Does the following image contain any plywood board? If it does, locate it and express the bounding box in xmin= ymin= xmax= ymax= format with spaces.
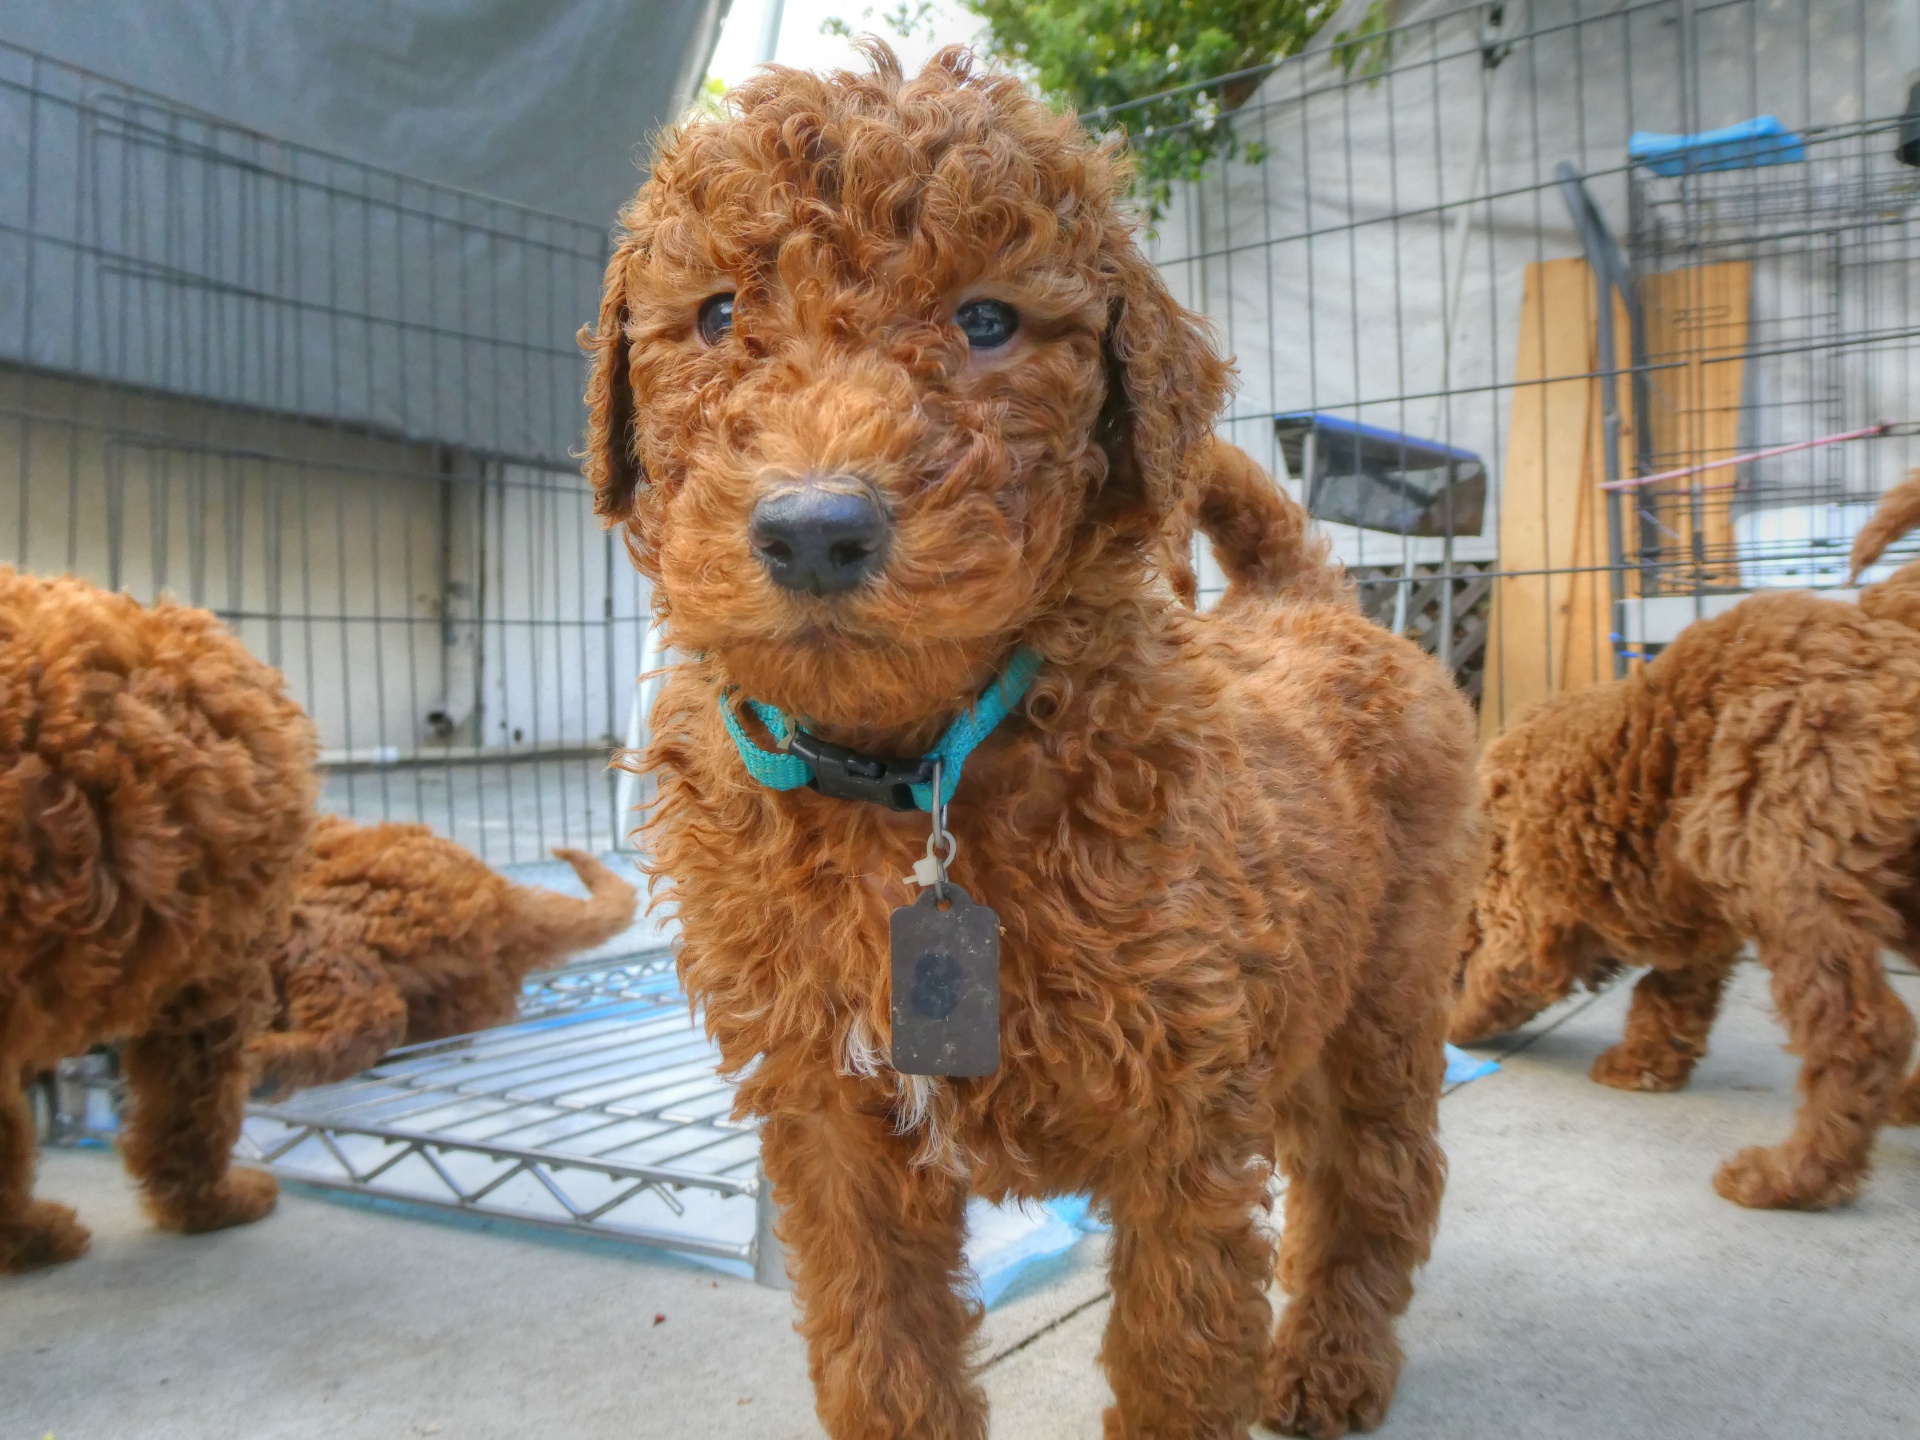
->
xmin=1484 ymin=257 xmax=1599 ymax=741
xmin=1556 ymin=290 xmax=1637 ymax=695
xmin=1636 ymin=263 xmax=1752 ymax=587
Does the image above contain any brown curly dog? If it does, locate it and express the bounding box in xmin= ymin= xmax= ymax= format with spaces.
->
xmin=249 ymin=817 xmax=638 ymax=1095
xmin=0 ymin=569 xmax=316 ymax=1272
xmin=585 ymin=47 xmax=1479 ymax=1440
xmin=1451 ymin=469 xmax=1920 ymax=1211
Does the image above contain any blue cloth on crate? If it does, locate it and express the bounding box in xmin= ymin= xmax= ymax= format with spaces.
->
xmin=1629 ymin=116 xmax=1806 ymax=176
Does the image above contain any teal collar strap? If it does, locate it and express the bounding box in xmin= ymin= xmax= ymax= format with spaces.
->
xmin=719 ymin=647 xmax=1042 ymax=812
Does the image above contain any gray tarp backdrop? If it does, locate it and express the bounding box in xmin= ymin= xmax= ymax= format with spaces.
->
xmin=0 ymin=0 xmax=728 ymax=222
xmin=0 ymin=1 xmax=728 ymax=463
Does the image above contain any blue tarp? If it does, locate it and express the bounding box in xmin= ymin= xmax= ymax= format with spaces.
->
xmin=1629 ymin=116 xmax=1807 ymax=176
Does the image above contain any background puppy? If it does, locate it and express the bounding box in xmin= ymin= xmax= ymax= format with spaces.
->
xmin=1452 ymin=470 xmax=1920 ymax=1210
xmin=588 ymin=47 xmax=1479 ymax=1439
xmin=250 ymin=818 xmax=637 ymax=1096
xmin=0 ymin=569 xmax=316 ymax=1272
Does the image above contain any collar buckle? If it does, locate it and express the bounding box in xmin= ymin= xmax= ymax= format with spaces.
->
xmin=786 ymin=730 xmax=933 ymax=811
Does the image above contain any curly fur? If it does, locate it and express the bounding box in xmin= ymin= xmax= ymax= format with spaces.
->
xmin=0 ymin=568 xmax=317 ymax=1272
xmin=587 ymin=46 xmax=1479 ymax=1439
xmin=1452 ymin=470 xmax=1920 ymax=1210
xmin=249 ymin=818 xmax=638 ymax=1096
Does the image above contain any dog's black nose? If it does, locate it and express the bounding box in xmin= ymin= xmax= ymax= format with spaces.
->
xmin=749 ymin=481 xmax=889 ymax=596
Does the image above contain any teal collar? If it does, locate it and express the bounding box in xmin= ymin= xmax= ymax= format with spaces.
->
xmin=719 ymin=648 xmax=1041 ymax=812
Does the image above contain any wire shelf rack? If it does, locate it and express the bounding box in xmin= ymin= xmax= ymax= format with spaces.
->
xmin=45 ymin=942 xmax=786 ymax=1283
xmin=235 ymin=944 xmax=781 ymax=1276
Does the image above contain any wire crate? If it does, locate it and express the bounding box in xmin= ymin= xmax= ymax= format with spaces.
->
xmin=1115 ymin=0 xmax=1920 ymax=729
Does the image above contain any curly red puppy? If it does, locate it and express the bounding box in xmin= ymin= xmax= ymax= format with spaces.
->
xmin=587 ymin=47 xmax=1478 ymax=1439
xmin=1452 ymin=469 xmax=1920 ymax=1210
xmin=250 ymin=817 xmax=637 ymax=1095
xmin=0 ymin=569 xmax=316 ymax=1272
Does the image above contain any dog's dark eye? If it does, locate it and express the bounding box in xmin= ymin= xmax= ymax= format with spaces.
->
xmin=697 ymin=293 xmax=735 ymax=347
xmin=955 ymin=298 xmax=1019 ymax=350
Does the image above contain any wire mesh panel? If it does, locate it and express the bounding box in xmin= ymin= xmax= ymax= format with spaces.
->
xmin=0 ymin=40 xmax=647 ymax=860
xmin=1123 ymin=0 xmax=1920 ymax=730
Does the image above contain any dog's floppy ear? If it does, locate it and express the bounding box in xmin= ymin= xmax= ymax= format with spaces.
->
xmin=582 ymin=240 xmax=644 ymax=526
xmin=1094 ymin=245 xmax=1230 ymax=530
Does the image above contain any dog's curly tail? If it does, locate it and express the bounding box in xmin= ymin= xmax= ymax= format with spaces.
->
xmin=1186 ymin=437 xmax=1350 ymax=607
xmin=1848 ymin=467 xmax=1920 ymax=584
xmin=504 ymin=849 xmax=640 ymax=960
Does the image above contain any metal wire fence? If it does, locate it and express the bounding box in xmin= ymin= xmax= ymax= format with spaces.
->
xmin=1135 ymin=0 xmax=1920 ymax=731
xmin=9 ymin=3 xmax=1920 ymax=864
xmin=0 ymin=40 xmax=646 ymax=862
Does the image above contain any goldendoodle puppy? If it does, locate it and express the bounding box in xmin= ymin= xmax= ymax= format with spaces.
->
xmin=584 ymin=47 xmax=1479 ymax=1439
xmin=1452 ymin=469 xmax=1920 ymax=1210
xmin=0 ymin=569 xmax=316 ymax=1272
xmin=249 ymin=817 xmax=638 ymax=1095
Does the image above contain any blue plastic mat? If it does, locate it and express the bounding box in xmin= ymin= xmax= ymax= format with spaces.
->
xmin=1629 ymin=115 xmax=1806 ymax=175
xmin=963 ymin=1048 xmax=1499 ymax=1307
xmin=966 ymin=1194 xmax=1109 ymax=1309
xmin=1445 ymin=1041 xmax=1500 ymax=1086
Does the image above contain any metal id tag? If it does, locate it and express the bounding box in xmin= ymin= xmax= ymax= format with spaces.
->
xmin=888 ymin=883 xmax=1000 ymax=1077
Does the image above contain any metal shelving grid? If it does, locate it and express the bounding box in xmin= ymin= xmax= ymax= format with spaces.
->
xmin=233 ymin=944 xmax=784 ymax=1282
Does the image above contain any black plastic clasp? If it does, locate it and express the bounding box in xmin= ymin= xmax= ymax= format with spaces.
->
xmin=787 ymin=730 xmax=932 ymax=811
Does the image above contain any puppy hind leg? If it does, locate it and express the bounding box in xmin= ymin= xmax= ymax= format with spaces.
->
xmin=0 ymin=1063 xmax=90 ymax=1272
xmin=121 ymin=998 xmax=278 ymax=1234
xmin=1892 ymin=1063 xmax=1920 ymax=1126
xmin=248 ymin=938 xmax=407 ymax=1097
xmin=1883 ymin=889 xmax=1920 ymax=1124
xmin=1266 ymin=1013 xmax=1446 ymax=1439
xmin=1099 ymin=1136 xmax=1275 ymax=1440
xmin=1714 ymin=901 xmax=1915 ymax=1210
xmin=1590 ymin=950 xmax=1739 ymax=1093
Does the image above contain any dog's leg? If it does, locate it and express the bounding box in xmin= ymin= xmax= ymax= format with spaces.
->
xmin=760 ymin=1093 xmax=983 ymax=1440
xmin=120 ymin=1000 xmax=279 ymax=1233
xmin=1714 ymin=909 xmax=1915 ymax=1209
xmin=1884 ymin=909 xmax=1920 ymax=1125
xmin=248 ymin=942 xmax=408 ymax=1097
xmin=1098 ymin=1135 xmax=1275 ymax=1440
xmin=1893 ymin=1064 xmax=1920 ymax=1126
xmin=1448 ymin=922 xmax=1586 ymax=1045
xmin=0 ymin=1064 xmax=91 ymax=1272
xmin=1267 ymin=1012 xmax=1446 ymax=1439
xmin=1590 ymin=950 xmax=1739 ymax=1093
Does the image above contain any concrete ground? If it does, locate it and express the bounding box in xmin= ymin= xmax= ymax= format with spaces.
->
xmin=6 ymin=963 xmax=1919 ymax=1440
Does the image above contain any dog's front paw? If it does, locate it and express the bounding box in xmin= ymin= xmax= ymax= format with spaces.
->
xmin=1712 ymin=1144 xmax=1857 ymax=1211
xmin=0 ymin=1199 xmax=92 ymax=1273
xmin=1263 ymin=1308 xmax=1399 ymax=1439
xmin=158 ymin=1167 xmax=280 ymax=1234
xmin=1589 ymin=1041 xmax=1693 ymax=1092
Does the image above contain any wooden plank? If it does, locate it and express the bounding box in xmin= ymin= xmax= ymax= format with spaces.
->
xmin=1484 ymin=257 xmax=1597 ymax=741
xmin=1637 ymin=263 xmax=1752 ymax=588
xmin=1557 ymin=290 xmax=1637 ymax=693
